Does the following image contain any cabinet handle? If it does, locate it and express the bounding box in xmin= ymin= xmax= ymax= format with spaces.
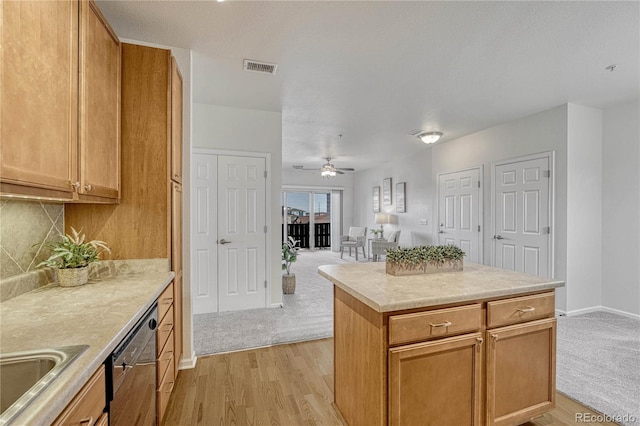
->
xmin=161 ymin=297 xmax=173 ymax=305
xmin=516 ymin=306 xmax=536 ymax=313
xmin=491 ymin=334 xmax=499 ymax=342
xmin=165 ymin=381 xmax=175 ymax=393
xmin=161 ymin=324 xmax=173 ymax=332
xmin=84 ymin=184 xmax=93 ymax=192
xmin=69 ymin=181 xmax=80 ymax=191
xmin=164 ymin=350 xmax=174 ymax=360
xmin=79 ymin=417 xmax=94 ymax=425
xmin=476 ymin=337 xmax=483 ymax=345
xmin=430 ymin=321 xmax=452 ymax=328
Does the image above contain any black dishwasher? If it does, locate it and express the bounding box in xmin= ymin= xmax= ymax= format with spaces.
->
xmin=107 ymin=303 xmax=158 ymax=426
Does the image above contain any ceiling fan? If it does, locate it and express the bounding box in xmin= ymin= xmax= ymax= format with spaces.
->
xmin=292 ymin=157 xmax=355 ymax=178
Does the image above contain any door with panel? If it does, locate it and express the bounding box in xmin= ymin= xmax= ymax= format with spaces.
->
xmin=171 ymin=182 xmax=183 ymax=375
xmin=191 ymin=154 xmax=218 ymax=315
xmin=217 ymin=156 xmax=267 ymax=312
xmin=438 ymin=168 xmax=481 ymax=263
xmin=170 ymin=57 xmax=183 ymax=184
xmin=493 ymin=156 xmax=551 ymax=277
xmin=1 ymin=0 xmax=78 ymax=197
xmin=78 ymin=0 xmax=121 ymax=200
xmin=388 ymin=333 xmax=483 ymax=426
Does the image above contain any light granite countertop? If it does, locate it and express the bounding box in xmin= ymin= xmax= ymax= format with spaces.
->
xmin=318 ymin=262 xmax=564 ymax=313
xmin=0 ymin=264 xmax=174 ymax=425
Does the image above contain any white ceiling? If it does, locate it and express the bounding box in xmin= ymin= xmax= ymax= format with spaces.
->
xmin=98 ymin=0 xmax=639 ymax=172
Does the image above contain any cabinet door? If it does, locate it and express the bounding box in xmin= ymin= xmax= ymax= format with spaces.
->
xmin=171 ymin=182 xmax=183 ymax=375
xmin=1 ymin=0 xmax=78 ymax=198
xmin=389 ymin=333 xmax=483 ymax=426
xmin=78 ymin=0 xmax=121 ymax=200
xmin=486 ymin=318 xmax=556 ymax=426
xmin=170 ymin=57 xmax=183 ymax=183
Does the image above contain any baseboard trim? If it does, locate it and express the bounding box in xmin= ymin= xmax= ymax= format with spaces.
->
xmin=559 ymin=305 xmax=640 ymax=319
xmin=178 ymin=351 xmax=197 ymax=370
xmin=271 ymin=302 xmax=284 ymax=308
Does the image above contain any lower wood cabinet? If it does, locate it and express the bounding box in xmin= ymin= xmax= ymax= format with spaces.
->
xmin=333 ymin=287 xmax=557 ymax=426
xmin=486 ymin=318 xmax=556 ymax=426
xmin=53 ymin=365 xmax=106 ymax=426
xmin=156 ymin=282 xmax=176 ymax=423
xmin=389 ymin=333 xmax=483 ymax=426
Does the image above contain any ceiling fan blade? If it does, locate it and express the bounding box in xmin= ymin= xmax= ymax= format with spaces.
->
xmin=335 ymin=170 xmax=345 ymax=174
xmin=336 ymin=168 xmax=355 ymax=172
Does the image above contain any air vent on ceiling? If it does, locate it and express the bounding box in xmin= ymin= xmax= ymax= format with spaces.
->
xmin=243 ymin=59 xmax=278 ymax=75
xmin=407 ymin=129 xmax=424 ymax=136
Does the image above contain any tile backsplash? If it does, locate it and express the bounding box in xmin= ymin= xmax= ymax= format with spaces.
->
xmin=0 ymin=200 xmax=64 ymax=280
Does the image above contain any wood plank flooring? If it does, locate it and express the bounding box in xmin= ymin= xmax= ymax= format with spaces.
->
xmin=163 ymin=338 xmax=616 ymax=426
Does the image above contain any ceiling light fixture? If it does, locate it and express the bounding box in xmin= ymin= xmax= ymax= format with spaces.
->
xmin=418 ymin=131 xmax=443 ymax=144
xmin=605 ymin=64 xmax=617 ymax=72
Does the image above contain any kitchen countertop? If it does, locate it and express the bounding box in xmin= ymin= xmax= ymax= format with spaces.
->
xmin=318 ymin=262 xmax=564 ymax=312
xmin=0 ymin=266 xmax=174 ymax=425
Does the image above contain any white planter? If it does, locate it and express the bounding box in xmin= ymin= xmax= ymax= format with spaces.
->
xmin=57 ymin=267 xmax=89 ymax=287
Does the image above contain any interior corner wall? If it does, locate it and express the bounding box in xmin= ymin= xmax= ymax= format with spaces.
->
xmin=352 ymin=149 xmax=434 ymax=249
xmin=281 ymin=168 xmax=355 ymax=251
xmin=193 ymin=102 xmax=283 ymax=307
xmin=602 ymin=100 xmax=640 ymax=316
xmin=566 ymin=104 xmax=603 ymax=313
xmin=430 ymin=105 xmax=569 ymax=310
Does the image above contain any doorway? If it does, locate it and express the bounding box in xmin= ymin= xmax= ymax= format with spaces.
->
xmin=437 ymin=167 xmax=482 ymax=263
xmin=282 ymin=191 xmax=332 ymax=250
xmin=191 ymin=153 xmax=268 ymax=314
xmin=491 ymin=152 xmax=554 ymax=277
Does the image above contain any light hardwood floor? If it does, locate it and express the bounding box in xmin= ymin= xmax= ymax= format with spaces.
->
xmin=163 ymin=338 xmax=616 ymax=426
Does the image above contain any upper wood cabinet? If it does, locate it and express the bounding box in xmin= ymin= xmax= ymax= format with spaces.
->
xmin=170 ymin=57 xmax=183 ymax=184
xmin=1 ymin=0 xmax=79 ymax=199
xmin=0 ymin=0 xmax=120 ymax=202
xmin=78 ymin=0 xmax=121 ymax=200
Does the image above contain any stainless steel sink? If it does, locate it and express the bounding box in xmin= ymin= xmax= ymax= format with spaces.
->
xmin=0 ymin=345 xmax=88 ymax=425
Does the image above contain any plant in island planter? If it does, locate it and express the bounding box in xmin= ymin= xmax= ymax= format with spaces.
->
xmin=385 ymin=244 xmax=465 ymax=276
xmin=37 ymin=227 xmax=111 ymax=287
xmin=281 ymin=236 xmax=300 ymax=294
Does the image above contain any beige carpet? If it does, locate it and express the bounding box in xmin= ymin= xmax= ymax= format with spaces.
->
xmin=557 ymin=311 xmax=640 ymax=426
xmin=193 ymin=248 xmax=368 ymax=355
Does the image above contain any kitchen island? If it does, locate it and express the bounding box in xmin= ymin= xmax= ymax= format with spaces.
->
xmin=318 ymin=262 xmax=564 ymax=426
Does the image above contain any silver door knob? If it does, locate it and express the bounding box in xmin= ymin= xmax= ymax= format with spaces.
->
xmin=218 ymin=239 xmax=231 ymax=245
xmin=493 ymin=235 xmax=504 ymax=240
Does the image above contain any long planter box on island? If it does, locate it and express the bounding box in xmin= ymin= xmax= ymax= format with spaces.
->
xmin=386 ymin=259 xmax=463 ymax=276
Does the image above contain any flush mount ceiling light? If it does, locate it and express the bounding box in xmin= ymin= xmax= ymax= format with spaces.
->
xmin=417 ymin=132 xmax=443 ymax=144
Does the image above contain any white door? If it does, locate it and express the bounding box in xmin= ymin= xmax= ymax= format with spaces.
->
xmin=192 ymin=154 xmax=218 ymax=315
xmin=492 ymin=156 xmax=551 ymax=277
xmin=217 ymin=155 xmax=267 ymax=312
xmin=438 ymin=168 xmax=482 ymax=263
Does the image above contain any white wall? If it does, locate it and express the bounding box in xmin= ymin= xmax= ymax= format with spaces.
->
xmin=566 ymin=104 xmax=603 ymax=313
xmin=431 ymin=105 xmax=569 ymax=309
xmin=193 ymin=102 xmax=283 ymax=308
xmin=602 ymin=100 xmax=640 ymax=316
xmin=353 ymin=149 xmax=433 ymax=248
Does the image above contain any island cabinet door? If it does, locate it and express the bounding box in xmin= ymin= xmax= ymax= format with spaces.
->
xmin=389 ymin=332 xmax=483 ymax=426
xmin=486 ymin=318 xmax=556 ymax=426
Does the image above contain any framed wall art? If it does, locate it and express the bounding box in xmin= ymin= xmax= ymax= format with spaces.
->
xmin=373 ymin=186 xmax=380 ymax=213
xmin=383 ymin=178 xmax=392 ymax=206
xmin=396 ymin=182 xmax=406 ymax=213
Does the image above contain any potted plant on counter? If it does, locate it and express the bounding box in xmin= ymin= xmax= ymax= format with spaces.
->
xmin=281 ymin=236 xmax=300 ymax=294
xmin=386 ymin=245 xmax=465 ymax=276
xmin=38 ymin=227 xmax=111 ymax=287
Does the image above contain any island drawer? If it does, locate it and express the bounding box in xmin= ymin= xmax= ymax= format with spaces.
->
xmin=158 ymin=282 xmax=174 ymax=322
xmin=157 ymin=330 xmax=175 ymax=384
xmin=389 ymin=303 xmax=482 ymax=346
xmin=487 ymin=292 xmax=555 ymax=328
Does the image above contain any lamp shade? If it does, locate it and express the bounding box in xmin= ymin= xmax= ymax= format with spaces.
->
xmin=375 ymin=213 xmax=390 ymax=224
